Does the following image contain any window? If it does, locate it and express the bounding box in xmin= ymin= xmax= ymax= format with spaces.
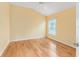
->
xmin=48 ymin=19 xmax=56 ymax=35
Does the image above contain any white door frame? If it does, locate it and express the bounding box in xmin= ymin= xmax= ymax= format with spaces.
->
xmin=76 ymin=2 xmax=79 ymax=57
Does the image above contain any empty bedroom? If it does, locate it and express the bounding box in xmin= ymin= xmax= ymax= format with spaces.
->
xmin=0 ymin=2 xmax=76 ymax=57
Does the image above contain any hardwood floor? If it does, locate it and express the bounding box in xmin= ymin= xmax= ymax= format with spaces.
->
xmin=2 ymin=38 xmax=76 ymax=57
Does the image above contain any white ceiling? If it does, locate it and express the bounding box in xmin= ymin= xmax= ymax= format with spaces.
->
xmin=10 ymin=2 xmax=76 ymax=16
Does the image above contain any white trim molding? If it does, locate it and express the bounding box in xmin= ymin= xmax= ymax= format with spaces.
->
xmin=0 ymin=42 xmax=9 ymax=56
xmin=11 ymin=33 xmax=45 ymax=42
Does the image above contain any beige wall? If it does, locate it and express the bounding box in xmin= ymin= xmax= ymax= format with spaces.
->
xmin=47 ymin=7 xmax=76 ymax=48
xmin=0 ymin=3 xmax=76 ymax=55
xmin=0 ymin=3 xmax=10 ymax=55
xmin=10 ymin=5 xmax=46 ymax=41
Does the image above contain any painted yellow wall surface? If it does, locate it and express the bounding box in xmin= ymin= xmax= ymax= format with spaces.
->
xmin=10 ymin=5 xmax=46 ymax=41
xmin=47 ymin=7 xmax=76 ymax=48
xmin=0 ymin=3 xmax=10 ymax=55
xmin=0 ymin=3 xmax=76 ymax=56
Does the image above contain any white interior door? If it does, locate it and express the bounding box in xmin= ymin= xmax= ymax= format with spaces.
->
xmin=76 ymin=2 xmax=79 ymax=57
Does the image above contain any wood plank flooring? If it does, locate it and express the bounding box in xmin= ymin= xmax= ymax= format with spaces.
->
xmin=2 ymin=38 xmax=76 ymax=57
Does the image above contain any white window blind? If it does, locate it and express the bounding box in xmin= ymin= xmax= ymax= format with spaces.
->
xmin=48 ymin=19 xmax=56 ymax=35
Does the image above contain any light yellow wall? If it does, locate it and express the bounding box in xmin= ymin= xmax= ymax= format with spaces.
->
xmin=0 ymin=3 xmax=10 ymax=55
xmin=47 ymin=7 xmax=76 ymax=48
xmin=10 ymin=5 xmax=46 ymax=41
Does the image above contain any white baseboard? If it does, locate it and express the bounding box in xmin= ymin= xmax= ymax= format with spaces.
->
xmin=0 ymin=42 xmax=9 ymax=56
xmin=11 ymin=34 xmax=45 ymax=42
